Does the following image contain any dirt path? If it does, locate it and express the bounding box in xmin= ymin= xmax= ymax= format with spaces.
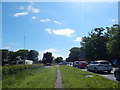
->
xmin=55 ymin=65 xmax=64 ymax=88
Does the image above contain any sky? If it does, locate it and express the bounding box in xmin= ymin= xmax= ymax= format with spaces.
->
xmin=2 ymin=2 xmax=118 ymax=60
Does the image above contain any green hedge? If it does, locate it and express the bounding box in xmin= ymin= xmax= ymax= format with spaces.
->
xmin=2 ymin=64 xmax=44 ymax=76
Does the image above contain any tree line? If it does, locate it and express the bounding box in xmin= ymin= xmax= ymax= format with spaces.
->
xmin=66 ymin=24 xmax=120 ymax=63
xmin=1 ymin=49 xmax=63 ymax=66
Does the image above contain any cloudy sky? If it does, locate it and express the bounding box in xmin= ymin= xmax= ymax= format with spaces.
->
xmin=2 ymin=2 xmax=118 ymax=60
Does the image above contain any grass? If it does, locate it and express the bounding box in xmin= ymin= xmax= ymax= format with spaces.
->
xmin=3 ymin=66 xmax=57 ymax=88
xmin=59 ymin=65 xmax=120 ymax=88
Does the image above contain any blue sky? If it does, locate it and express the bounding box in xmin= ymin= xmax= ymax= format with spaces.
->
xmin=2 ymin=2 xmax=118 ymax=60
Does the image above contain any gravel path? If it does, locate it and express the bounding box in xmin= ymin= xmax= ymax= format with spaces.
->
xmin=55 ymin=65 xmax=64 ymax=88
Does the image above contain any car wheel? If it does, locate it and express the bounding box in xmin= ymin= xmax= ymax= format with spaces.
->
xmin=114 ymin=71 xmax=120 ymax=81
xmin=87 ymin=67 xmax=90 ymax=71
xmin=94 ymin=68 xmax=98 ymax=73
xmin=107 ymin=70 xmax=111 ymax=73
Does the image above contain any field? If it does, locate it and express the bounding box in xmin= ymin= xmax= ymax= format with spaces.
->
xmin=2 ymin=66 xmax=57 ymax=88
xmin=60 ymin=66 xmax=120 ymax=88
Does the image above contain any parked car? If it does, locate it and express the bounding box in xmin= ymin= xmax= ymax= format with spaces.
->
xmin=59 ymin=62 xmax=69 ymax=65
xmin=87 ymin=60 xmax=112 ymax=73
xmin=69 ymin=62 xmax=73 ymax=66
xmin=79 ymin=61 xmax=88 ymax=68
xmin=114 ymin=66 xmax=120 ymax=81
xmin=73 ymin=61 xmax=88 ymax=69
xmin=73 ymin=61 xmax=80 ymax=67
xmin=45 ymin=63 xmax=51 ymax=66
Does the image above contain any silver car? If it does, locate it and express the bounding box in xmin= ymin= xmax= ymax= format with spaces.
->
xmin=87 ymin=60 xmax=112 ymax=73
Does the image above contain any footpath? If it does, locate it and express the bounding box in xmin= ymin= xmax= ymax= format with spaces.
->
xmin=55 ymin=65 xmax=64 ymax=88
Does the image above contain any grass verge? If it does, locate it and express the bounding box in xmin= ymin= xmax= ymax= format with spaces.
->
xmin=3 ymin=66 xmax=57 ymax=88
xmin=60 ymin=66 xmax=120 ymax=88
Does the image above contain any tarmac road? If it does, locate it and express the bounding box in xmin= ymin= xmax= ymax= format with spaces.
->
xmin=80 ymin=68 xmax=119 ymax=82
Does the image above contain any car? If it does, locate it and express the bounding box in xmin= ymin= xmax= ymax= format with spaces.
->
xmin=73 ymin=61 xmax=88 ymax=69
xmin=78 ymin=61 xmax=88 ymax=69
xmin=73 ymin=61 xmax=80 ymax=68
xmin=114 ymin=66 xmax=120 ymax=81
xmin=45 ymin=63 xmax=51 ymax=66
xmin=59 ymin=62 xmax=69 ymax=65
xmin=69 ymin=62 xmax=73 ymax=66
xmin=87 ymin=60 xmax=112 ymax=73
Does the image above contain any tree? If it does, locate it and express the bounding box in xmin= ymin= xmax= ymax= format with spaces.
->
xmin=54 ymin=57 xmax=63 ymax=64
xmin=66 ymin=47 xmax=80 ymax=62
xmin=28 ymin=50 xmax=39 ymax=64
xmin=106 ymin=24 xmax=120 ymax=62
xmin=80 ymin=28 xmax=108 ymax=61
xmin=16 ymin=49 xmax=29 ymax=60
xmin=0 ymin=49 xmax=9 ymax=66
xmin=42 ymin=52 xmax=53 ymax=64
xmin=7 ymin=51 xmax=17 ymax=61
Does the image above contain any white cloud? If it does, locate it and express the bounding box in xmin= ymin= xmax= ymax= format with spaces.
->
xmin=32 ymin=16 xmax=37 ymax=19
xmin=53 ymin=29 xmax=75 ymax=37
xmin=40 ymin=19 xmax=51 ymax=22
xmin=14 ymin=12 xmax=29 ymax=17
xmin=45 ymin=28 xmax=75 ymax=37
xmin=45 ymin=29 xmax=52 ymax=34
xmin=39 ymin=48 xmax=57 ymax=60
xmin=74 ymin=37 xmax=82 ymax=42
xmin=38 ymin=48 xmax=66 ymax=60
xmin=27 ymin=5 xmax=40 ymax=13
xmin=19 ymin=6 xmax=25 ymax=10
xmin=41 ymin=48 xmax=57 ymax=53
xmin=53 ymin=21 xmax=62 ymax=24
xmin=3 ymin=47 xmax=12 ymax=49
xmin=40 ymin=19 xmax=62 ymax=24
xmin=111 ymin=19 xmax=118 ymax=22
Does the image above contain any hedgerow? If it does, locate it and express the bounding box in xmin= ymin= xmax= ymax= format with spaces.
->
xmin=2 ymin=64 xmax=44 ymax=76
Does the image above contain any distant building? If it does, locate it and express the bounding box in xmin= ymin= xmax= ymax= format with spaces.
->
xmin=8 ymin=60 xmax=33 ymax=65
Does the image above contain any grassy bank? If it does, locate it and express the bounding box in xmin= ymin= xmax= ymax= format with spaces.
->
xmin=3 ymin=66 xmax=57 ymax=88
xmin=60 ymin=66 xmax=120 ymax=88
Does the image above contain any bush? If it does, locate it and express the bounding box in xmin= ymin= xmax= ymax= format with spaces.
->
xmin=2 ymin=64 xmax=44 ymax=76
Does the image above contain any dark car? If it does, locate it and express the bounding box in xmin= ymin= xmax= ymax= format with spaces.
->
xmin=114 ymin=66 xmax=120 ymax=81
xmin=45 ymin=63 xmax=51 ymax=66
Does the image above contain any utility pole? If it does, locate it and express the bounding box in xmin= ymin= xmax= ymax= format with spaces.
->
xmin=24 ymin=29 xmax=26 ymax=61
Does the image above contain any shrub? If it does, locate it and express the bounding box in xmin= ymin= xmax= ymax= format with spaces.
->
xmin=2 ymin=64 xmax=44 ymax=76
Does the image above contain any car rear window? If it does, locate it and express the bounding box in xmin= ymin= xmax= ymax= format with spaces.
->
xmin=99 ymin=62 xmax=109 ymax=64
xmin=81 ymin=62 xmax=88 ymax=64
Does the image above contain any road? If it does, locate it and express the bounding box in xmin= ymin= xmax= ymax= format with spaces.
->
xmin=80 ymin=68 xmax=119 ymax=82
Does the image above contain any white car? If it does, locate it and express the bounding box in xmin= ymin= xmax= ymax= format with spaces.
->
xmin=87 ymin=60 xmax=112 ymax=73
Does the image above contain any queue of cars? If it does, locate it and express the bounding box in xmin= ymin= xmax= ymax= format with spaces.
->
xmin=59 ymin=60 xmax=120 ymax=81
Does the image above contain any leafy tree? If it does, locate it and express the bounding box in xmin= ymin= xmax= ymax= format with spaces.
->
xmin=7 ymin=51 xmax=17 ymax=61
xmin=54 ymin=57 xmax=63 ymax=64
xmin=81 ymin=28 xmax=108 ymax=61
xmin=28 ymin=50 xmax=39 ymax=64
xmin=42 ymin=52 xmax=53 ymax=64
xmin=66 ymin=47 xmax=80 ymax=62
xmin=0 ymin=49 xmax=9 ymax=66
xmin=16 ymin=49 xmax=29 ymax=60
xmin=106 ymin=24 xmax=120 ymax=62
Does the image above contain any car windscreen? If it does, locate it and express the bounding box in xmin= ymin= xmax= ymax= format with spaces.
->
xmin=81 ymin=62 xmax=88 ymax=64
xmin=75 ymin=62 xmax=79 ymax=64
xmin=99 ymin=62 xmax=110 ymax=64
